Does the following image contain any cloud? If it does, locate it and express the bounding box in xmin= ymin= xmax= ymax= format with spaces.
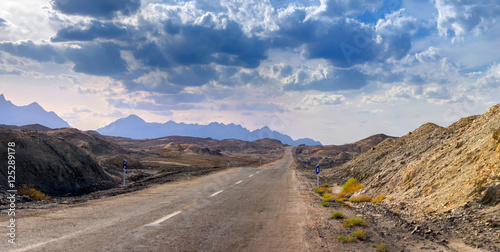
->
xmin=235 ymin=102 xmax=289 ymax=112
xmin=435 ymin=0 xmax=500 ymax=38
xmin=51 ymin=0 xmax=141 ymax=19
xmin=51 ymin=21 xmax=130 ymax=42
xmin=0 ymin=40 xmax=65 ymax=63
xmin=66 ymin=42 xmax=128 ymax=76
xmin=273 ymin=7 xmax=416 ymax=68
xmin=302 ymin=94 xmax=346 ymax=106
xmin=0 ymin=18 xmax=7 ymax=27
xmin=284 ymin=68 xmax=368 ymax=91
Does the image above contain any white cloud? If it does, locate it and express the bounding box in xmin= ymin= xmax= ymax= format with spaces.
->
xmin=435 ymin=0 xmax=500 ymax=40
xmin=302 ymin=93 xmax=346 ymax=106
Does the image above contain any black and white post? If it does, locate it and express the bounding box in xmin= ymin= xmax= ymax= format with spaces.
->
xmin=123 ymin=159 xmax=127 ymax=186
xmin=315 ymin=165 xmax=320 ymax=188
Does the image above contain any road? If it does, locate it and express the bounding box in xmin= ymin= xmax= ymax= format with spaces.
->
xmin=3 ymin=147 xmax=307 ymax=251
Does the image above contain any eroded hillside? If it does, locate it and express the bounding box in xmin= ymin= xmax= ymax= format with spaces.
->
xmin=327 ymin=104 xmax=500 ymax=216
xmin=0 ymin=127 xmax=115 ymax=196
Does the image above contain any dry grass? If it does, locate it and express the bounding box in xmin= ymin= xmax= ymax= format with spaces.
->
xmin=371 ymin=194 xmax=386 ymax=203
xmin=349 ymin=195 xmax=372 ymax=203
xmin=336 ymin=234 xmax=356 ymax=243
xmin=343 ymin=217 xmax=365 ymax=227
xmin=352 ymin=229 xmax=366 ymax=240
xmin=17 ymin=184 xmax=51 ymax=200
xmin=376 ymin=243 xmax=387 ymax=252
xmin=331 ymin=211 xmax=344 ymax=219
xmin=314 ymin=187 xmax=333 ymax=195
xmin=341 ymin=178 xmax=364 ymax=194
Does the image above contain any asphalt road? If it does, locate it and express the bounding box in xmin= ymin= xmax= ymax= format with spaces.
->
xmin=3 ymin=147 xmax=307 ymax=251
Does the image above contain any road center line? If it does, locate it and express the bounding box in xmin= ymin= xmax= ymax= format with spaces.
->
xmin=249 ymin=174 xmax=254 ymax=177
xmin=210 ymin=190 xmax=224 ymax=197
xmin=145 ymin=210 xmax=182 ymax=226
xmin=229 ymin=180 xmax=243 ymax=188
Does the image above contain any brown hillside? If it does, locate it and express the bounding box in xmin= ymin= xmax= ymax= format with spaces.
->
xmin=0 ymin=127 xmax=115 ymax=196
xmin=327 ymin=104 xmax=500 ymax=215
xmin=295 ymin=134 xmax=395 ymax=168
xmin=47 ymin=128 xmax=129 ymax=157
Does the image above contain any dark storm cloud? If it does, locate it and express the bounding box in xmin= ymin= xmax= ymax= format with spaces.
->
xmin=66 ymin=42 xmax=128 ymax=76
xmin=51 ymin=0 xmax=141 ymax=19
xmin=0 ymin=41 xmax=65 ymax=63
xmin=133 ymin=21 xmax=268 ymax=69
xmin=51 ymin=21 xmax=130 ymax=42
xmin=273 ymin=9 xmax=412 ymax=68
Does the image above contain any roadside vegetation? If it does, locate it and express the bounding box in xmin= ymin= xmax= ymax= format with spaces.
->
xmin=17 ymin=184 xmax=51 ymax=200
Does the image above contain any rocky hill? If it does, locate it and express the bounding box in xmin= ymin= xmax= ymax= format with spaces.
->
xmin=326 ymin=104 xmax=500 ymax=215
xmin=295 ymin=134 xmax=395 ymax=168
xmin=46 ymin=128 xmax=129 ymax=157
xmin=0 ymin=127 xmax=115 ymax=196
xmin=92 ymin=133 xmax=285 ymax=155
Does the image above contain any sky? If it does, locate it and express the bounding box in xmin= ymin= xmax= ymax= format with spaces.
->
xmin=0 ymin=0 xmax=499 ymax=145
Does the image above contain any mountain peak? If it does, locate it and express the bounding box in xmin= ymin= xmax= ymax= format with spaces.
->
xmin=0 ymin=94 xmax=71 ymax=128
xmin=97 ymin=116 xmax=321 ymax=145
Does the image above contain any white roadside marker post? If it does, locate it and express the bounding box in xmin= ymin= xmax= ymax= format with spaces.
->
xmin=123 ymin=159 xmax=127 ymax=186
xmin=316 ymin=165 xmax=320 ymax=188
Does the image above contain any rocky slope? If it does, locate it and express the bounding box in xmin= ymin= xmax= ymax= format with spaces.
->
xmin=0 ymin=127 xmax=115 ymax=196
xmin=46 ymin=128 xmax=129 ymax=157
xmin=327 ymin=104 xmax=500 ymax=215
xmin=295 ymin=134 xmax=394 ymax=168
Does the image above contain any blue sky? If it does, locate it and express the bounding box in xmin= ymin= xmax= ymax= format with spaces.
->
xmin=0 ymin=0 xmax=499 ymax=144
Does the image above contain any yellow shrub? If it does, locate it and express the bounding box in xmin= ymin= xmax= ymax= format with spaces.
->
xmin=341 ymin=178 xmax=364 ymax=194
xmin=349 ymin=195 xmax=372 ymax=203
xmin=371 ymin=194 xmax=386 ymax=203
xmin=17 ymin=184 xmax=51 ymax=200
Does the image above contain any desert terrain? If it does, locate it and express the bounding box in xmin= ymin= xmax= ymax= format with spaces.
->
xmin=1 ymin=104 xmax=500 ymax=251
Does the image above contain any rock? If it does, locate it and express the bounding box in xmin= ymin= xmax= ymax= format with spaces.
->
xmin=480 ymin=182 xmax=500 ymax=205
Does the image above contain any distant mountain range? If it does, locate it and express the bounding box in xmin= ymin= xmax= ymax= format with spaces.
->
xmin=98 ymin=115 xmax=322 ymax=146
xmin=0 ymin=94 xmax=321 ymax=146
xmin=0 ymin=94 xmax=71 ymax=128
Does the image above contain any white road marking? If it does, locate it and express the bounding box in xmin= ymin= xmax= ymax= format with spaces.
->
xmin=256 ymin=171 xmax=260 ymax=174
xmin=145 ymin=210 xmax=182 ymax=226
xmin=235 ymin=180 xmax=243 ymax=185
xmin=249 ymin=174 xmax=254 ymax=177
xmin=210 ymin=190 xmax=224 ymax=197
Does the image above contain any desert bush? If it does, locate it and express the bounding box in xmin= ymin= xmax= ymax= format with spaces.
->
xmin=336 ymin=234 xmax=356 ymax=243
xmin=343 ymin=217 xmax=365 ymax=227
xmin=352 ymin=229 xmax=366 ymax=240
xmin=351 ymin=217 xmax=365 ymax=225
xmin=332 ymin=211 xmax=344 ymax=219
xmin=322 ymin=197 xmax=333 ymax=202
xmin=17 ymin=184 xmax=51 ymax=200
xmin=388 ymin=197 xmax=396 ymax=201
xmin=323 ymin=183 xmax=329 ymax=187
xmin=321 ymin=201 xmax=328 ymax=207
xmin=340 ymin=178 xmax=364 ymax=194
xmin=314 ymin=187 xmax=332 ymax=194
xmin=376 ymin=243 xmax=387 ymax=252
xmin=371 ymin=194 xmax=386 ymax=203
xmin=349 ymin=195 xmax=372 ymax=203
